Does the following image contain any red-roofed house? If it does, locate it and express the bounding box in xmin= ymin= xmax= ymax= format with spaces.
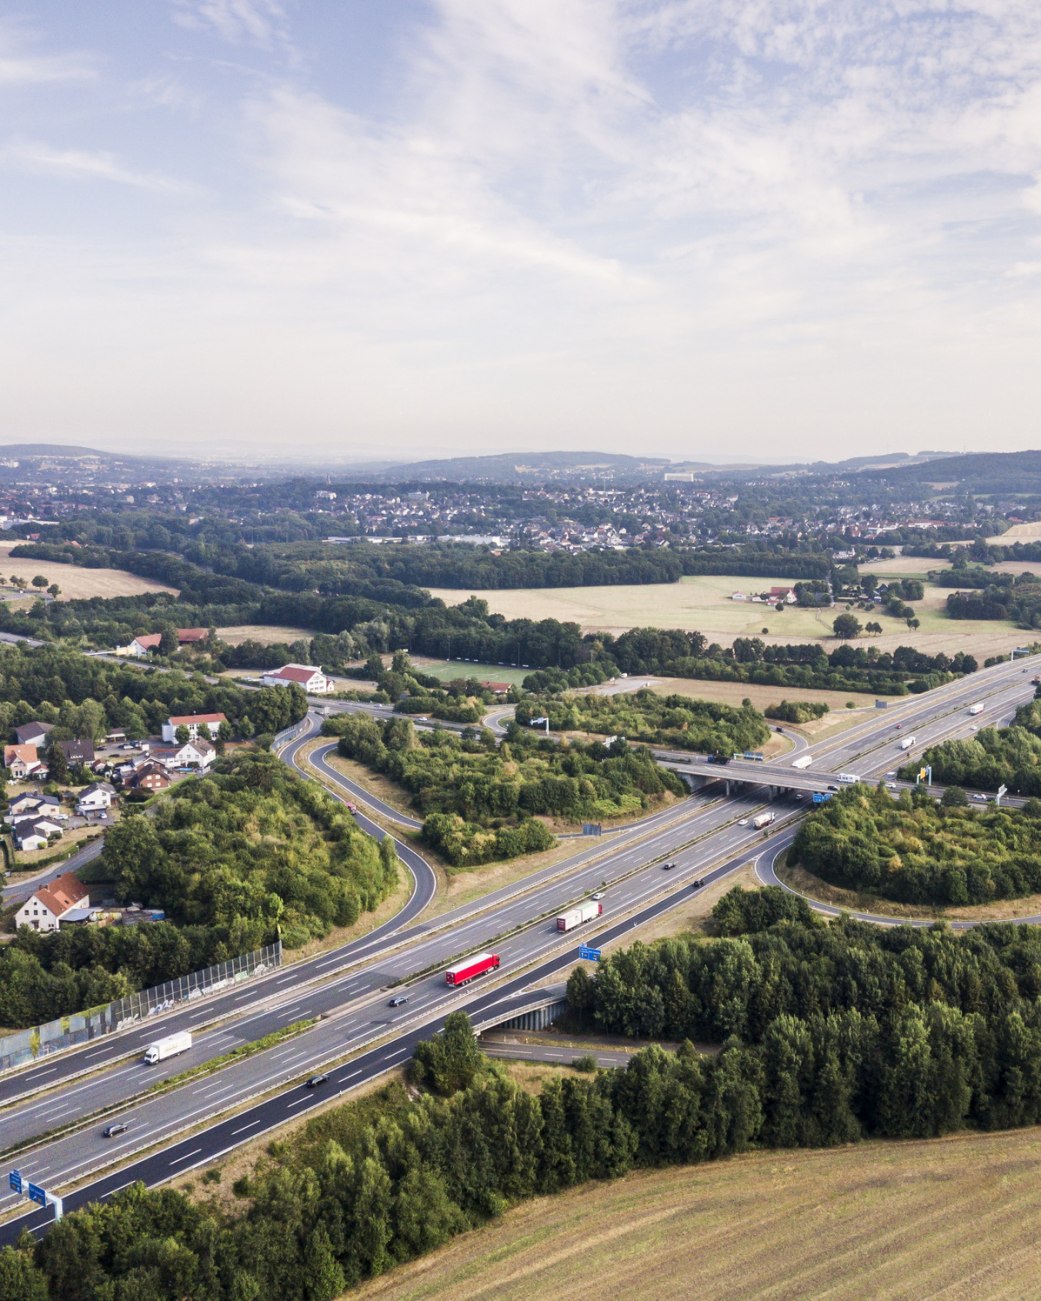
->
xmin=260 ymin=664 xmax=333 ymax=694
xmin=117 ymin=628 xmax=211 ymax=657
xmin=161 ymin=712 xmax=227 ymax=742
xmin=767 ymin=586 xmax=797 ymax=604
xmin=15 ymin=873 xmax=90 ymax=932
xmin=3 ymin=744 xmax=44 ymax=780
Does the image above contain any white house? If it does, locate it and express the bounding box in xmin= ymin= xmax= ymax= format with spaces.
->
xmin=260 ymin=663 xmax=333 ymax=694
xmin=15 ymin=873 xmax=90 ymax=932
xmin=161 ymin=712 xmax=227 ymax=743
xmin=154 ymin=738 xmax=216 ymax=770
xmin=76 ymin=782 xmax=115 ymax=815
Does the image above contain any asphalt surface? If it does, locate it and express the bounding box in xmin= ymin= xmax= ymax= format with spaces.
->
xmin=0 ymin=655 xmax=1037 ymax=1239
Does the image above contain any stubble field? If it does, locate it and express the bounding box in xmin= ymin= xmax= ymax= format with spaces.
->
xmin=426 ymin=573 xmax=1028 ymax=661
xmin=355 ymin=1125 xmax=1041 ymax=1300
xmin=0 ymin=541 xmax=178 ymax=601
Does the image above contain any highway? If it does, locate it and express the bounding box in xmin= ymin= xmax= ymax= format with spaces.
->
xmin=0 ymin=653 xmax=1036 ymax=1240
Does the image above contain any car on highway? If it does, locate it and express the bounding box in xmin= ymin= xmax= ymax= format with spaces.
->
xmin=738 ymin=818 xmax=749 ymax=826
xmin=827 ymin=784 xmax=838 ymax=791
xmin=662 ymin=861 xmax=676 ymax=870
xmin=591 ymin=891 xmax=604 ymax=900
xmin=886 ymin=782 xmax=897 ymax=790
xmin=972 ymin=793 xmax=987 ymax=802
xmin=691 ymin=880 xmax=704 ymax=890
xmin=885 ymin=771 xmax=897 ymax=778
xmin=305 ymin=1073 xmax=328 ymax=1088
xmin=388 ymin=995 xmax=408 ymax=1007
xmin=102 ymin=1122 xmax=128 ymax=1138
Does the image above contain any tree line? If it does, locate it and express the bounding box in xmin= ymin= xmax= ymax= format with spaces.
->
xmin=906 ymin=701 xmax=1041 ymax=795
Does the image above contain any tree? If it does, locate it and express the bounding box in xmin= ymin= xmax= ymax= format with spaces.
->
xmin=832 ymin=613 xmax=862 ymax=640
xmin=158 ymin=627 xmax=178 ymax=655
xmin=47 ymin=741 xmax=69 ymax=784
xmin=48 ymin=584 xmax=60 ymax=599
xmin=941 ymin=784 xmax=968 ymax=807
xmin=31 ymin=575 xmax=48 ymax=590
xmin=175 ymin=725 xmax=191 ymax=746
xmin=411 ymin=1012 xmax=484 ymax=1096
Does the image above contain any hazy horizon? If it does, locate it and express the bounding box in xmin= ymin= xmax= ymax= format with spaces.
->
xmin=3 ymin=2 xmax=1041 ymax=461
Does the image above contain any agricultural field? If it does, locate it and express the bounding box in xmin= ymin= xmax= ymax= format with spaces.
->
xmin=357 ymin=1124 xmax=1041 ymax=1300
xmin=216 ymin=624 xmax=316 ymax=645
xmin=427 ymin=573 xmax=1030 ymax=660
xmin=0 ymin=541 xmax=178 ymax=601
xmin=591 ymin=674 xmax=874 ymax=716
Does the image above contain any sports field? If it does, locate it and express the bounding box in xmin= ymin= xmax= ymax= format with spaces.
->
xmin=426 ymin=573 xmax=1029 ymax=660
xmin=0 ymin=541 xmax=178 ymax=601
xmin=356 ymin=1124 xmax=1041 ymax=1299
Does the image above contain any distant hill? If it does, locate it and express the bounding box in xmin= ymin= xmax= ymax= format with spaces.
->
xmin=0 ymin=443 xmax=257 ymax=486
xmin=355 ymin=450 xmax=671 ymax=483
xmin=858 ymin=449 xmax=1041 ymax=492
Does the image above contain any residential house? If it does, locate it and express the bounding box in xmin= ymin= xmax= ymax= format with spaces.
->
xmin=15 ymin=873 xmax=90 ymax=932
xmin=13 ymin=721 xmax=54 ymax=748
xmin=9 ymin=793 xmax=68 ymax=823
xmin=116 ymin=628 xmax=210 ymax=657
xmin=260 ymin=663 xmax=333 ymax=694
xmin=161 ymin=712 xmax=226 ymax=743
xmin=127 ymin=761 xmax=171 ymax=792
xmin=3 ymin=744 xmax=42 ymax=779
xmin=13 ymin=816 xmax=64 ymax=848
xmin=76 ymin=782 xmax=115 ymax=815
xmin=57 ymin=738 xmax=96 ymax=767
xmin=767 ymin=586 xmax=797 ymax=605
xmin=153 ymin=738 xmax=216 ymax=770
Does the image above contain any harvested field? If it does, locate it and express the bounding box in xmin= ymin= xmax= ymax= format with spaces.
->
xmin=356 ymin=1125 xmax=1041 ymax=1300
xmin=991 ymin=522 xmax=1041 ymax=540
xmin=596 ymin=675 xmax=875 ymax=714
xmin=0 ymin=541 xmax=177 ymax=600
xmin=427 ymin=574 xmax=1030 ymax=661
xmin=217 ymin=624 xmax=316 ymax=645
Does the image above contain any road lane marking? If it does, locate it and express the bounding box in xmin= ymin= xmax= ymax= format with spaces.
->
xmin=169 ymin=1148 xmax=202 ymax=1165
xmin=231 ymin=1120 xmax=261 ymax=1135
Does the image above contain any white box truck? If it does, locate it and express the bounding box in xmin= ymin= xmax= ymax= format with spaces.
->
xmin=791 ymin=754 xmax=813 ymax=770
xmin=899 ymin=735 xmax=915 ymax=750
xmin=556 ymin=900 xmax=604 ymax=932
xmin=753 ymin=812 xmax=776 ymax=829
xmin=142 ymin=1030 xmax=192 ymax=1065
xmin=968 ymin=703 xmax=984 ymax=716
xmin=838 ymin=773 xmax=858 ymax=784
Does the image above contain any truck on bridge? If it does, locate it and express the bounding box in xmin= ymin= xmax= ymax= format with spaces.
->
xmin=791 ymin=754 xmax=813 ymax=770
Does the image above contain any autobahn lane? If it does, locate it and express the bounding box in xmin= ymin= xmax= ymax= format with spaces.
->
xmin=0 ymin=786 xmax=769 ymax=1151
xmin=0 ymin=822 xmax=778 ymax=1247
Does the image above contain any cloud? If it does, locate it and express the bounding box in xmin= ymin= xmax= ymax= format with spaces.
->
xmin=0 ymin=18 xmax=94 ymax=85
xmin=1 ymin=139 xmax=191 ymax=193
xmin=171 ymin=0 xmax=294 ymax=54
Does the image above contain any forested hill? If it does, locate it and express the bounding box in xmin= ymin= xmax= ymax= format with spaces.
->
xmin=356 ymin=450 xmax=671 ymax=483
xmin=860 ymin=449 xmax=1041 ymax=492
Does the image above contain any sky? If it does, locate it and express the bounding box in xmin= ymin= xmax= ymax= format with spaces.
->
xmin=2 ymin=1 xmax=1041 ymax=466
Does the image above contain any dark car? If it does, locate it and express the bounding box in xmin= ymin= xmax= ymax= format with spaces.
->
xmin=388 ymin=995 xmax=408 ymax=1008
xmin=691 ymin=880 xmax=704 ymax=890
xmin=305 ymin=1073 xmax=328 ymax=1089
xmin=102 ymin=1122 xmax=128 ymax=1138
xmin=827 ymin=784 xmax=838 ymax=792
xmin=663 ymin=861 xmax=676 ymax=870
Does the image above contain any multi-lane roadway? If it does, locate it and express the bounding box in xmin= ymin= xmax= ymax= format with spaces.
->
xmin=0 ymin=654 xmax=1036 ymax=1242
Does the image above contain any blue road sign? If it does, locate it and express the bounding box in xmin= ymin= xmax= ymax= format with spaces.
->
xmin=578 ymin=946 xmax=602 ymax=961
xmin=8 ymin=1170 xmax=23 ymax=1194
xmin=811 ymin=792 xmax=832 ymax=804
xmin=28 ymin=1183 xmax=46 ymax=1207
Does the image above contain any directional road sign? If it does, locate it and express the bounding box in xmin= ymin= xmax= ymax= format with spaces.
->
xmin=28 ymin=1183 xmax=46 ymax=1207
xmin=578 ymin=946 xmax=602 ymax=961
xmin=8 ymin=1170 xmax=22 ymax=1195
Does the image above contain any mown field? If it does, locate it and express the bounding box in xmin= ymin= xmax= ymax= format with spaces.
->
xmin=0 ymin=541 xmax=178 ymax=600
xmin=427 ymin=573 xmax=1029 ymax=660
xmin=217 ymin=623 xmax=316 ymax=645
xmin=411 ymin=657 xmax=532 ymax=686
xmin=355 ymin=1124 xmax=1041 ymax=1299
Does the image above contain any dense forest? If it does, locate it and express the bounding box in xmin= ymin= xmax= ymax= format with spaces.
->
xmin=0 ymin=752 xmax=397 ymax=1029
xmin=12 ymin=893 xmax=1041 ymax=1297
xmin=513 ymin=688 xmax=769 ymax=754
xmin=326 ymin=715 xmax=684 ymax=866
xmin=791 ymin=783 xmax=1041 ymax=905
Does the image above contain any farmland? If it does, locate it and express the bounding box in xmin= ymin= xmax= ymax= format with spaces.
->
xmin=427 ymin=572 xmax=1030 ymax=660
xmin=356 ymin=1124 xmax=1041 ymax=1300
xmin=0 ymin=541 xmax=178 ymax=601
xmin=217 ymin=624 xmax=316 ymax=645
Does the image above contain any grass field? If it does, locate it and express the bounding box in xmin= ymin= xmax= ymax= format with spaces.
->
xmin=598 ymin=675 xmax=875 ymax=714
xmin=0 ymin=541 xmax=178 ymax=601
xmin=427 ymin=573 xmax=1030 ymax=661
xmin=412 ymin=657 xmax=532 ymax=686
xmin=217 ymin=624 xmax=316 ymax=645
xmin=356 ymin=1124 xmax=1041 ymax=1299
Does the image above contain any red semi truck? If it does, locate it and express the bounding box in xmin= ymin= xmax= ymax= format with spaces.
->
xmin=445 ymin=952 xmax=501 ymax=986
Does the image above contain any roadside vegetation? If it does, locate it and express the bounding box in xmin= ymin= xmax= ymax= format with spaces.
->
xmin=514 ymin=687 xmax=769 ymax=753
xmin=792 ymin=782 xmax=1041 ymax=905
xmin=908 ymin=698 xmax=1041 ymax=794
xmin=325 ymin=714 xmax=684 ymax=867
